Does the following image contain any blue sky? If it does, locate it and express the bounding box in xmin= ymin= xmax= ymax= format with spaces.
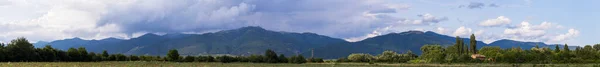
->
xmin=0 ymin=0 xmax=597 ymax=46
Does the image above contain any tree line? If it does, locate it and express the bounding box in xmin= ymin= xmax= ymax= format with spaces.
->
xmin=0 ymin=37 xmax=320 ymax=64
xmin=166 ymin=49 xmax=321 ymax=63
xmin=338 ymin=34 xmax=600 ymax=64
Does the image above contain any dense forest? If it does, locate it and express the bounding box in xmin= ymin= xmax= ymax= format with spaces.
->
xmin=0 ymin=37 xmax=317 ymax=63
xmin=1 ymin=34 xmax=600 ymax=64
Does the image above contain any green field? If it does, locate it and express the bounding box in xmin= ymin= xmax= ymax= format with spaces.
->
xmin=1 ymin=62 xmax=599 ymax=67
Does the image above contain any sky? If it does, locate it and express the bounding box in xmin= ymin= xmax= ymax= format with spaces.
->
xmin=0 ymin=0 xmax=598 ymax=46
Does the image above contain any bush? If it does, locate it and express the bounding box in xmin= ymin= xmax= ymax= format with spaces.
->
xmin=182 ymin=56 xmax=195 ymax=62
xmin=348 ymin=53 xmax=374 ymax=62
xmin=336 ymin=57 xmax=351 ymax=62
xmin=195 ymin=56 xmax=215 ymax=62
xmin=216 ymin=56 xmax=234 ymax=63
xmin=166 ymin=49 xmax=181 ymax=61
xmin=288 ymin=55 xmax=306 ymax=64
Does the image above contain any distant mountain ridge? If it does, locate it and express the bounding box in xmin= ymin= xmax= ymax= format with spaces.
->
xmin=310 ymin=31 xmax=487 ymax=58
xmin=487 ymin=39 xmax=577 ymax=50
xmin=38 ymin=26 xmax=347 ymax=56
xmin=35 ymin=26 xmax=579 ymax=59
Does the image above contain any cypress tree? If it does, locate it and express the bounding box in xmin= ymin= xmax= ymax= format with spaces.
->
xmin=564 ymin=44 xmax=570 ymax=52
xmin=470 ymin=34 xmax=477 ymax=54
xmin=455 ymin=36 xmax=463 ymax=54
xmin=555 ymin=45 xmax=560 ymax=53
xmin=265 ymin=49 xmax=279 ymax=63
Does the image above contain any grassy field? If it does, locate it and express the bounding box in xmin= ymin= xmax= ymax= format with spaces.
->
xmin=1 ymin=62 xmax=599 ymax=67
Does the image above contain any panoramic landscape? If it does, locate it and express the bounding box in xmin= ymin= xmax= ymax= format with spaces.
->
xmin=0 ymin=0 xmax=598 ymax=67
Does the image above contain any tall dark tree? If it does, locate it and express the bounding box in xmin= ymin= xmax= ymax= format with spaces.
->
xmin=564 ymin=44 xmax=570 ymax=51
xmin=77 ymin=47 xmax=89 ymax=61
xmin=56 ymin=50 xmax=69 ymax=61
xmin=470 ymin=34 xmax=477 ymax=54
xmin=101 ymin=50 xmax=109 ymax=58
xmin=67 ymin=48 xmax=80 ymax=61
xmin=40 ymin=45 xmax=57 ymax=61
xmin=264 ymin=49 xmax=279 ymax=63
xmin=554 ymin=45 xmax=560 ymax=53
xmin=278 ymin=54 xmax=287 ymax=63
xmin=0 ymin=43 xmax=5 ymax=61
xmin=455 ymin=36 xmax=464 ymax=54
xmin=89 ymin=52 xmax=100 ymax=61
xmin=594 ymin=44 xmax=600 ymax=51
xmin=6 ymin=37 xmax=36 ymax=61
xmin=101 ymin=50 xmax=109 ymax=60
xmin=167 ymin=49 xmax=180 ymax=61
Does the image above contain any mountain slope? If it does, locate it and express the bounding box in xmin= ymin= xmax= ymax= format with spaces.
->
xmin=37 ymin=26 xmax=581 ymax=59
xmin=488 ymin=39 xmax=578 ymax=50
xmin=33 ymin=41 xmax=50 ymax=48
xmin=311 ymin=31 xmax=487 ymax=59
xmin=42 ymin=26 xmax=347 ymax=56
xmin=42 ymin=37 xmax=125 ymax=51
xmin=126 ymin=26 xmax=348 ymax=56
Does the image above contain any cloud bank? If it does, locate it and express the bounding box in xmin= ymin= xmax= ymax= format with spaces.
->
xmin=0 ymin=0 xmax=418 ymax=42
xmin=0 ymin=0 xmax=582 ymax=45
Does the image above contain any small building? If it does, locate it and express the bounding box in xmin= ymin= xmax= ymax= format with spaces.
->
xmin=471 ymin=54 xmax=486 ymax=60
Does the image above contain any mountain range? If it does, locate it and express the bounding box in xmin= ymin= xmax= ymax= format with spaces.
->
xmin=33 ymin=26 xmax=579 ymax=59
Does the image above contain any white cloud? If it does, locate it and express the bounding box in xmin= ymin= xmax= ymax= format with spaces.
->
xmin=0 ymin=0 xmax=128 ymax=42
xmin=436 ymin=27 xmax=447 ymax=34
xmin=550 ymin=29 xmax=580 ymax=42
xmin=474 ymin=30 xmax=484 ymax=36
xmin=453 ymin=26 xmax=473 ymax=37
xmin=479 ymin=16 xmax=511 ymax=27
xmin=503 ymin=21 xmax=546 ymax=37
xmin=498 ymin=21 xmax=578 ymax=43
xmin=503 ymin=21 xmax=563 ymax=38
xmin=532 ymin=22 xmax=557 ymax=30
xmin=346 ymin=13 xmax=449 ymax=42
xmin=344 ymin=27 xmax=388 ymax=42
xmin=413 ymin=28 xmax=425 ymax=31
xmin=398 ymin=13 xmax=448 ymax=25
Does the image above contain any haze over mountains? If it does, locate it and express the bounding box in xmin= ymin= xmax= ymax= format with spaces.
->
xmin=33 ymin=26 xmax=577 ymax=59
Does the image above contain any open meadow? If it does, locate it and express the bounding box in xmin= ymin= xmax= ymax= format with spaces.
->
xmin=1 ymin=62 xmax=599 ymax=67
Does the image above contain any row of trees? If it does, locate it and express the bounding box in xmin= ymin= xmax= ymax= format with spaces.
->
xmin=0 ymin=37 xmax=318 ymax=64
xmin=0 ymin=37 xmax=170 ymax=62
xmin=416 ymin=34 xmax=600 ymax=63
xmin=416 ymin=43 xmax=600 ymax=63
xmin=339 ymin=34 xmax=480 ymax=63
xmin=165 ymin=49 xmax=320 ymax=63
xmin=416 ymin=34 xmax=481 ymax=63
xmin=337 ymin=50 xmax=418 ymax=63
xmin=340 ymin=34 xmax=600 ymax=64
